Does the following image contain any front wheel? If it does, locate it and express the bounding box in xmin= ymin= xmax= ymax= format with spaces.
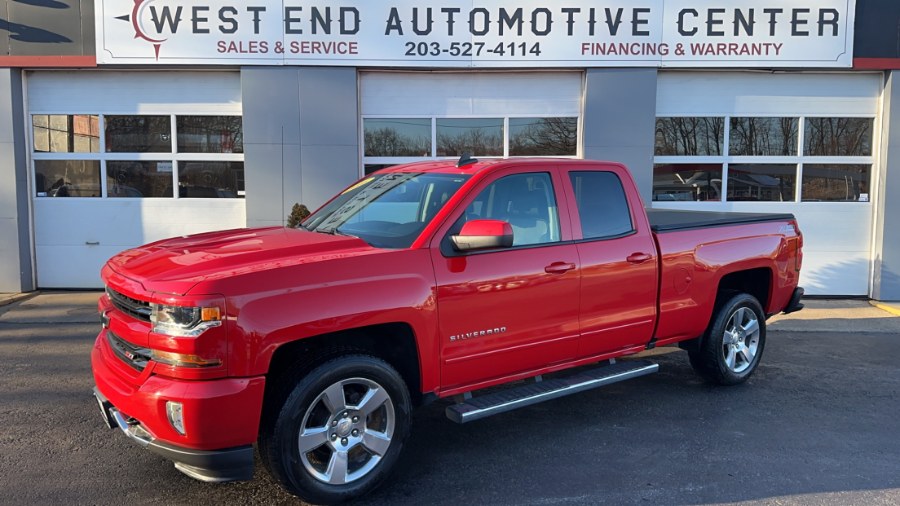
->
xmin=261 ymin=355 xmax=411 ymax=504
xmin=688 ymin=292 xmax=766 ymax=385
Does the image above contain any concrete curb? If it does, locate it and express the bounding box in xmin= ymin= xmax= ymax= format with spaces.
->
xmin=0 ymin=292 xmax=38 ymax=308
xmin=871 ymin=301 xmax=900 ymax=317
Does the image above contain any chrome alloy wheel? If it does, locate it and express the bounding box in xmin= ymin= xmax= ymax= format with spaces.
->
xmin=721 ymin=306 xmax=761 ymax=373
xmin=297 ymin=377 xmax=395 ymax=485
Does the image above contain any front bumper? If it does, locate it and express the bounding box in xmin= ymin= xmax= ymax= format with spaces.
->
xmin=94 ymin=388 xmax=254 ymax=482
xmin=91 ymin=330 xmax=266 ymax=482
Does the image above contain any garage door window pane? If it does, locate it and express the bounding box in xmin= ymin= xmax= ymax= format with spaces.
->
xmin=804 ymin=118 xmax=873 ymax=156
xmin=655 ymin=117 xmax=724 ymax=156
xmin=509 ymin=118 xmax=577 ymax=156
xmin=729 ymin=117 xmax=798 ymax=156
xmin=179 ymin=161 xmax=245 ymax=198
xmin=107 ymin=161 xmax=173 ymax=197
xmin=364 ymin=118 xmax=432 ymax=157
xmin=105 ymin=116 xmax=171 ymax=153
xmin=34 ymin=160 xmax=101 ymax=197
xmin=802 ymin=164 xmax=870 ymax=202
xmin=727 ymin=164 xmax=796 ymax=202
xmin=653 ymin=164 xmax=723 ymax=202
xmin=33 ymin=114 xmax=99 ymax=153
xmin=437 ymin=118 xmax=503 ymax=157
xmin=176 ymin=116 xmax=243 ymax=153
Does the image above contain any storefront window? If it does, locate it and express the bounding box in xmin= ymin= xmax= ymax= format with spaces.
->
xmin=34 ymin=160 xmax=101 ymax=197
xmin=509 ymin=117 xmax=577 ymax=156
xmin=653 ymin=164 xmax=723 ymax=202
xmin=364 ymin=118 xmax=431 ymax=157
xmin=655 ymin=117 xmax=725 ymax=156
xmin=105 ymin=116 xmax=171 ymax=153
xmin=176 ymin=116 xmax=243 ymax=153
xmin=107 ymin=161 xmax=173 ymax=198
xmin=802 ymin=164 xmax=871 ymax=202
xmin=729 ymin=117 xmax=798 ymax=156
xmin=436 ymin=118 xmax=503 ymax=157
xmin=727 ymin=164 xmax=796 ymax=202
xmin=33 ymin=115 xmax=99 ymax=153
xmin=804 ymin=118 xmax=873 ymax=156
xmin=178 ymin=161 xmax=245 ymax=198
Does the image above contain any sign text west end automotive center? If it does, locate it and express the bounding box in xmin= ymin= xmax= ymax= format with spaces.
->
xmin=96 ymin=1 xmax=855 ymax=67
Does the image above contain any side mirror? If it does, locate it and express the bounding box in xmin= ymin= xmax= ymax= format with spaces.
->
xmin=451 ymin=219 xmax=514 ymax=252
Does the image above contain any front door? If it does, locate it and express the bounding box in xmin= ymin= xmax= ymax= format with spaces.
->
xmin=430 ymin=168 xmax=581 ymax=391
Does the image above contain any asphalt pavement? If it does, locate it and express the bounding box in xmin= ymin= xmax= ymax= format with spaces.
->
xmin=1 ymin=292 xmax=900 ymax=505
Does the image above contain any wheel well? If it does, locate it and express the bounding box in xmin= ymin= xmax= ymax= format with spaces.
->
xmin=264 ymin=323 xmax=423 ymax=407
xmin=717 ymin=268 xmax=771 ymax=310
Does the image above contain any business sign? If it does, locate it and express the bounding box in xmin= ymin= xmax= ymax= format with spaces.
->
xmin=96 ymin=1 xmax=855 ymax=67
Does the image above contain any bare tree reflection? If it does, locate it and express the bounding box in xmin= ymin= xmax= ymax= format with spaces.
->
xmin=364 ymin=127 xmax=430 ymax=157
xmin=655 ymin=117 xmax=724 ymax=156
xmin=437 ymin=127 xmax=502 ymax=157
xmin=730 ymin=117 xmax=797 ymax=156
xmin=509 ymin=118 xmax=577 ymax=156
xmin=805 ymin=118 xmax=872 ymax=156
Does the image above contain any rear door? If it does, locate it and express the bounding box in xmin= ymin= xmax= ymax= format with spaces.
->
xmin=430 ymin=166 xmax=580 ymax=391
xmin=561 ymin=166 xmax=659 ymax=357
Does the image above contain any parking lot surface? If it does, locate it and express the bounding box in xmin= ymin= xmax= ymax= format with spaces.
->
xmin=1 ymin=293 xmax=899 ymax=505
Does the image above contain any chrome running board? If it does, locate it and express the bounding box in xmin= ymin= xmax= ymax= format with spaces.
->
xmin=445 ymin=360 xmax=659 ymax=424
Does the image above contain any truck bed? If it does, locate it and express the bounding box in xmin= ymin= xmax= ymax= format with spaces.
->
xmin=646 ymin=208 xmax=796 ymax=232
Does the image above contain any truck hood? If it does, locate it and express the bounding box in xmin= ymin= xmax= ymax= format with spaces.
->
xmin=106 ymin=227 xmax=373 ymax=295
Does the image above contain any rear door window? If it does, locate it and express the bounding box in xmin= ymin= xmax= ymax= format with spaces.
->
xmin=569 ymin=171 xmax=634 ymax=239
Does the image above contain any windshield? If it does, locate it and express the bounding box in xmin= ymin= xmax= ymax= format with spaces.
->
xmin=304 ymin=172 xmax=470 ymax=248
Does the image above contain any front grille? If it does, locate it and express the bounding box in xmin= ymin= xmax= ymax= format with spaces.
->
xmin=107 ymin=330 xmax=151 ymax=371
xmin=107 ymin=287 xmax=151 ymax=322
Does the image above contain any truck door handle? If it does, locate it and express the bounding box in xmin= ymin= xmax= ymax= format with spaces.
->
xmin=626 ymin=252 xmax=652 ymax=264
xmin=545 ymin=262 xmax=576 ymax=274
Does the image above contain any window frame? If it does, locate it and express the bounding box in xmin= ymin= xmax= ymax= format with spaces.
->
xmin=437 ymin=168 xmax=571 ymax=257
xmin=567 ymin=170 xmax=636 ymax=241
xmin=30 ymin=113 xmax=244 ymax=200
xmin=361 ymin=114 xmax=580 ymax=177
xmin=653 ymin=115 xmax=875 ymax=203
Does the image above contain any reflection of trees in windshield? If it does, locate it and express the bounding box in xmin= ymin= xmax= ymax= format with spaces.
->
xmin=304 ymin=173 xmax=470 ymax=248
xmin=308 ymin=173 xmax=419 ymax=233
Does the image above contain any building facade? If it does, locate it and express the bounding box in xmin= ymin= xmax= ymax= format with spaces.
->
xmin=1 ymin=0 xmax=899 ymax=299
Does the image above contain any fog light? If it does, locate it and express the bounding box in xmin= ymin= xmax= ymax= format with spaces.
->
xmin=166 ymin=401 xmax=185 ymax=435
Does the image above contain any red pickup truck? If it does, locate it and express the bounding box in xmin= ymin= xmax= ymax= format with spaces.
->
xmin=92 ymin=158 xmax=803 ymax=504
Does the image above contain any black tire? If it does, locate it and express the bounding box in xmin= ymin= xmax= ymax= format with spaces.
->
xmin=688 ymin=292 xmax=766 ymax=385
xmin=261 ymin=355 xmax=412 ymax=504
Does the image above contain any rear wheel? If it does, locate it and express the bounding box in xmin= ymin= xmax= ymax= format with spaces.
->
xmin=689 ymin=292 xmax=766 ymax=385
xmin=261 ymin=355 xmax=411 ymax=504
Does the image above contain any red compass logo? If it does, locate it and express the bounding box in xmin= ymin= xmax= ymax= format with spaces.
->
xmin=115 ymin=0 xmax=170 ymax=60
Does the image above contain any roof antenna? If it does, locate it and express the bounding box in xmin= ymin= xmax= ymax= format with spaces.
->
xmin=457 ymin=153 xmax=478 ymax=167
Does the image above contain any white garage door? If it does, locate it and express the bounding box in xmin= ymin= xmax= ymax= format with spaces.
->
xmin=27 ymin=71 xmax=246 ymax=288
xmin=359 ymin=71 xmax=583 ymax=174
xmin=653 ymin=71 xmax=882 ymax=296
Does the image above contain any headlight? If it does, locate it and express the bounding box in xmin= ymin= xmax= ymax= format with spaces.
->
xmin=150 ymin=303 xmax=221 ymax=337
